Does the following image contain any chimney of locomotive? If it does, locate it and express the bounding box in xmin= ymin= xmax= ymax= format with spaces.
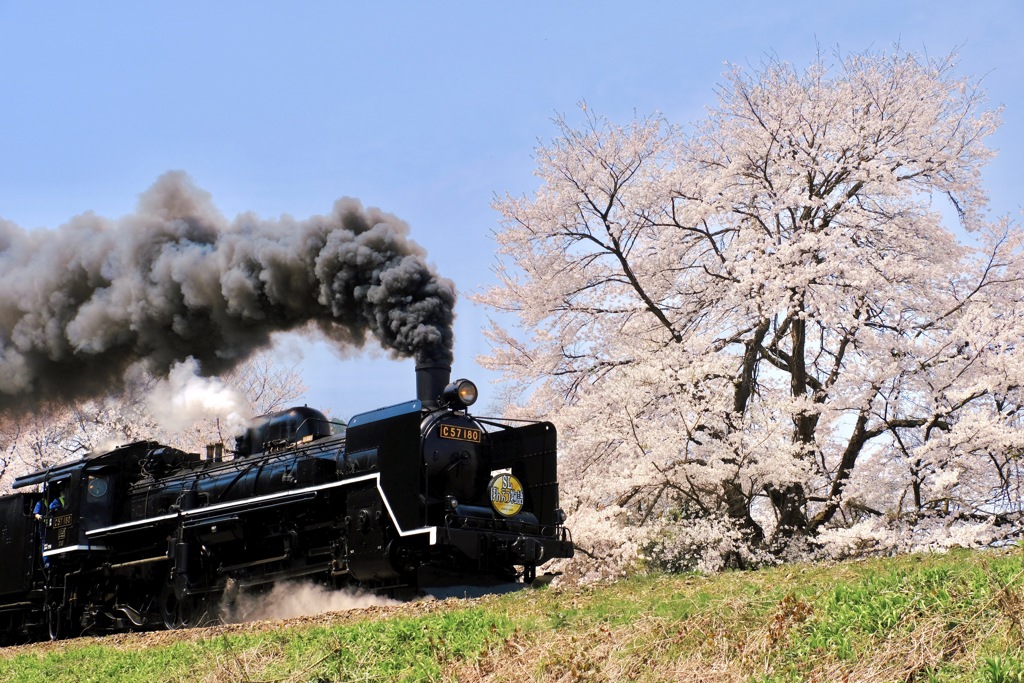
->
xmin=415 ymin=363 xmax=451 ymax=410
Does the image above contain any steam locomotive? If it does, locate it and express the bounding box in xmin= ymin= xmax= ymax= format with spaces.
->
xmin=0 ymin=365 xmax=573 ymax=642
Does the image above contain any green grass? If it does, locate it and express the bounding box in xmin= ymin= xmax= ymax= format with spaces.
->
xmin=2 ymin=547 xmax=1022 ymax=682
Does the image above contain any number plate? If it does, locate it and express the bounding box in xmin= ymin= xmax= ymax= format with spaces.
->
xmin=439 ymin=424 xmax=482 ymax=443
xmin=52 ymin=513 xmax=74 ymax=528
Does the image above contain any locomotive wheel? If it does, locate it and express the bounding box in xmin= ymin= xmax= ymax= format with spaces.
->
xmin=161 ymin=591 xmax=212 ymax=630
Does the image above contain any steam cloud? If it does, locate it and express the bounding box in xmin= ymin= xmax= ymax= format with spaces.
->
xmin=0 ymin=172 xmax=456 ymax=413
xmin=146 ymin=358 xmax=252 ymax=435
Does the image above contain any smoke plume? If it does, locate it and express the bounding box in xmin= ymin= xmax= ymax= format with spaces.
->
xmin=0 ymin=172 xmax=455 ymax=413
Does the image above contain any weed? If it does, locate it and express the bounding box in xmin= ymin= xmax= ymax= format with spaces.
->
xmin=766 ymin=594 xmax=813 ymax=649
xmin=983 ymin=656 xmax=1024 ymax=683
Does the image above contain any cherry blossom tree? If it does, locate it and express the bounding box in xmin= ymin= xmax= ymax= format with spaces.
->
xmin=476 ymin=48 xmax=1024 ymax=578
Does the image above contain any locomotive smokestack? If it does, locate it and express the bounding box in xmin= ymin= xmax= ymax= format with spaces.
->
xmin=415 ymin=363 xmax=451 ymax=409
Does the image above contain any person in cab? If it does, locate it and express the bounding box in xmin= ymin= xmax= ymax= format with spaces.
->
xmin=32 ymin=482 xmax=66 ymax=567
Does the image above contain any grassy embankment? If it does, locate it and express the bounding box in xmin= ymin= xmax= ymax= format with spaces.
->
xmin=1 ymin=547 xmax=1022 ymax=682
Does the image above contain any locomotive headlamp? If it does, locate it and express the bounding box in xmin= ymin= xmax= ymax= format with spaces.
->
xmin=441 ymin=379 xmax=478 ymax=409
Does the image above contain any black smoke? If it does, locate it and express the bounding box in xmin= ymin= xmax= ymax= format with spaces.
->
xmin=0 ymin=172 xmax=455 ymax=412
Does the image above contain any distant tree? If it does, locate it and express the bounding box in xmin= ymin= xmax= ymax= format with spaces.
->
xmin=0 ymin=401 xmax=99 ymax=494
xmin=226 ymin=351 xmax=307 ymax=416
xmin=0 ymin=350 xmax=308 ymax=492
xmin=476 ymin=48 xmax=1024 ymax=578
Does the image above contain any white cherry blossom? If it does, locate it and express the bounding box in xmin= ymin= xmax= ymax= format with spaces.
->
xmin=476 ymin=48 xmax=1022 ymax=579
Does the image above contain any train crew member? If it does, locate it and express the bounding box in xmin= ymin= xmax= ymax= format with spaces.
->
xmin=32 ymin=482 xmax=65 ymax=567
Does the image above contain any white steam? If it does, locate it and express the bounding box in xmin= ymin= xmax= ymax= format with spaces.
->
xmin=146 ymin=358 xmax=252 ymax=435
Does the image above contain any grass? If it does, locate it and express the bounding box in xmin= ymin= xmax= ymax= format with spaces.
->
xmin=1 ymin=547 xmax=1022 ymax=682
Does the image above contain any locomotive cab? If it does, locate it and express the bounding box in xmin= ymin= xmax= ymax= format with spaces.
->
xmin=12 ymin=441 xmax=187 ymax=562
xmin=11 ymin=471 xmax=82 ymax=562
xmin=13 ymin=468 xmax=114 ymax=562
xmin=61 ymin=471 xmax=117 ymax=559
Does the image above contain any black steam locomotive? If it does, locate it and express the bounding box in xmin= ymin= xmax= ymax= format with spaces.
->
xmin=0 ymin=365 xmax=573 ymax=641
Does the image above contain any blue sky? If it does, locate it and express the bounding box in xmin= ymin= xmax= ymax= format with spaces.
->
xmin=1 ymin=1 xmax=1021 ymax=419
